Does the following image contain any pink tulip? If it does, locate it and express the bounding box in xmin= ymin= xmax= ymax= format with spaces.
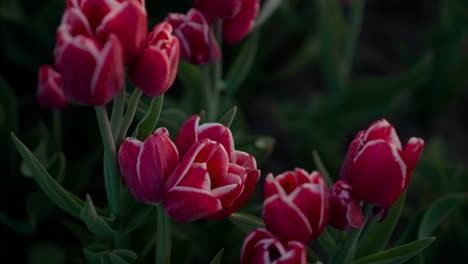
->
xmin=328 ymin=180 xmax=364 ymax=230
xmin=65 ymin=0 xmax=147 ymax=65
xmin=241 ymin=228 xmax=307 ymax=264
xmin=340 ymin=119 xmax=424 ymax=208
xmin=128 ymin=22 xmax=180 ymax=97
xmin=165 ymin=9 xmax=221 ymax=65
xmin=36 ymin=65 xmax=68 ymax=109
xmin=223 ymin=0 xmax=260 ymax=43
xmin=193 ymin=0 xmax=242 ymax=20
xmin=55 ymin=27 xmax=124 ymax=106
xmin=118 ymin=128 xmax=179 ymax=204
xmin=263 ymin=169 xmax=328 ymax=244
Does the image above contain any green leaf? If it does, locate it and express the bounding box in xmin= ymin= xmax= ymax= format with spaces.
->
xmin=156 ymin=204 xmax=172 ymax=264
xmin=84 ymin=245 xmax=137 ymax=264
xmin=225 ymin=31 xmax=259 ymax=93
xmin=318 ymin=227 xmax=339 ymax=255
xmin=418 ymin=193 xmax=468 ymax=239
xmin=254 ymin=0 xmax=281 ymax=28
xmin=11 ymin=133 xmax=84 ymax=219
xmin=356 ymin=192 xmax=406 ymax=258
xmin=80 ymin=195 xmax=116 ymax=240
xmin=217 ymin=106 xmax=237 ymax=127
xmin=352 ymin=237 xmax=435 ymax=264
xmin=228 ymin=213 xmax=264 ymax=233
xmin=312 ymin=150 xmax=333 ymax=187
xmin=210 ymin=248 xmax=224 ymax=264
xmin=133 ymin=94 xmax=164 ymax=140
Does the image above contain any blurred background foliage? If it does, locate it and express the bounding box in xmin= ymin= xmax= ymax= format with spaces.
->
xmin=1 ymin=0 xmax=467 ymax=263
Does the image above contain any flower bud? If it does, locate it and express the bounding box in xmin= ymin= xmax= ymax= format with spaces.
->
xmin=118 ymin=128 xmax=179 ymax=204
xmin=263 ymin=169 xmax=328 ymax=244
xmin=37 ymin=65 xmax=68 ymax=109
xmin=223 ymin=0 xmax=260 ymax=43
xmin=128 ymin=22 xmax=180 ymax=97
xmin=328 ymin=180 xmax=364 ymax=230
xmin=166 ymin=9 xmax=221 ymax=65
xmin=340 ymin=119 xmax=424 ymax=208
xmin=241 ymin=228 xmax=307 ymax=264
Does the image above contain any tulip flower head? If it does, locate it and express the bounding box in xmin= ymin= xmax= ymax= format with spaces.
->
xmin=37 ymin=65 xmax=68 ymax=109
xmin=328 ymin=180 xmax=364 ymax=230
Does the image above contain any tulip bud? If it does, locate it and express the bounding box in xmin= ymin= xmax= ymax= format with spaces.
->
xmin=128 ymin=22 xmax=180 ymax=97
xmin=263 ymin=169 xmax=329 ymax=244
xmin=328 ymin=180 xmax=364 ymax=230
xmin=37 ymin=65 xmax=68 ymax=109
xmin=166 ymin=9 xmax=221 ymax=65
xmin=66 ymin=0 xmax=148 ymax=65
xmin=340 ymin=119 xmax=424 ymax=208
xmin=118 ymin=128 xmax=179 ymax=204
xmin=241 ymin=228 xmax=307 ymax=264
xmin=223 ymin=0 xmax=260 ymax=43
xmin=193 ymin=0 xmax=242 ymax=20
xmin=55 ymin=30 xmax=124 ymax=106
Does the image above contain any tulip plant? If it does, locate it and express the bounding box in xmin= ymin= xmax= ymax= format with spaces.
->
xmin=9 ymin=0 xmax=454 ymax=263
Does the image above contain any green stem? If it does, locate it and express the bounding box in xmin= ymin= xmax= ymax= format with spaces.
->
xmin=52 ymin=110 xmax=62 ymax=150
xmin=117 ymin=89 xmax=142 ymax=145
xmin=155 ymin=204 xmax=171 ymax=264
xmin=95 ymin=106 xmax=120 ymax=215
xmin=110 ymin=87 xmax=126 ymax=138
xmin=343 ymin=0 xmax=366 ymax=83
xmin=331 ymin=204 xmax=373 ymax=264
xmin=206 ymin=19 xmax=223 ymax=122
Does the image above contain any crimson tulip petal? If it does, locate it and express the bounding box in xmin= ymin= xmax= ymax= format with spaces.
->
xmin=263 ymin=195 xmax=313 ymax=244
xmin=137 ymin=132 xmax=179 ymax=203
xmin=234 ymin=150 xmax=257 ymax=170
xmin=364 ymin=119 xmax=402 ymax=150
xmin=37 ymin=65 xmax=68 ymax=109
xmin=61 ymin=8 xmax=93 ymax=37
xmin=339 ymin=130 xmax=365 ymax=181
xmin=81 ymin=0 xmax=114 ymax=30
xmin=194 ymin=0 xmax=242 ymax=19
xmin=174 ymin=115 xmax=199 ymax=158
xmin=163 ymin=186 xmax=222 ymax=221
xmin=350 ymin=140 xmax=406 ymax=208
xmin=401 ymin=137 xmax=424 ymax=188
xmin=118 ymin=138 xmax=147 ymax=203
xmin=223 ymin=0 xmax=260 ymax=43
xmin=177 ymin=163 xmax=211 ymax=190
xmin=198 ymin=123 xmax=235 ymax=161
xmin=277 ymin=241 xmax=307 ymax=264
xmin=346 ymin=200 xmax=364 ymax=228
xmin=212 ymin=183 xmax=244 ymax=208
xmin=263 ymin=173 xmax=284 ymax=198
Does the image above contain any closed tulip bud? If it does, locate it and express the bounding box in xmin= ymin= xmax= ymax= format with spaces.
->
xmin=37 ymin=65 xmax=68 ymax=109
xmin=241 ymin=228 xmax=307 ymax=264
xmin=66 ymin=0 xmax=147 ymax=65
xmin=340 ymin=119 xmax=424 ymax=208
xmin=193 ymin=0 xmax=242 ymax=20
xmin=166 ymin=9 xmax=221 ymax=65
xmin=328 ymin=180 xmax=364 ymax=230
xmin=263 ymin=169 xmax=329 ymax=244
xmin=118 ymin=128 xmax=179 ymax=204
xmin=223 ymin=0 xmax=260 ymax=43
xmin=128 ymin=22 xmax=180 ymax=97
xmin=55 ymin=29 xmax=124 ymax=106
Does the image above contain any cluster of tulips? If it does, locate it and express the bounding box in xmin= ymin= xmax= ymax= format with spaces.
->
xmin=32 ymin=0 xmax=426 ymax=263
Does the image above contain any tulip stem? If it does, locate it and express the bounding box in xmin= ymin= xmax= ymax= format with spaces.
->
xmin=117 ymin=89 xmax=143 ymax=145
xmin=343 ymin=0 xmax=366 ymax=83
xmin=95 ymin=106 xmax=120 ymax=215
xmin=331 ymin=204 xmax=373 ymax=264
xmin=52 ymin=110 xmax=62 ymax=150
xmin=155 ymin=204 xmax=171 ymax=264
xmin=110 ymin=86 xmax=126 ymax=138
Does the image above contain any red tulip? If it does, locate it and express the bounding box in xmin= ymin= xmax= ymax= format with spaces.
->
xmin=263 ymin=169 xmax=329 ymax=244
xmin=55 ymin=28 xmax=124 ymax=106
xmin=37 ymin=65 xmax=68 ymax=109
xmin=340 ymin=119 xmax=424 ymax=208
xmin=193 ymin=0 xmax=242 ymax=20
xmin=128 ymin=22 xmax=180 ymax=97
xmin=165 ymin=9 xmax=221 ymax=65
xmin=66 ymin=0 xmax=147 ymax=65
xmin=241 ymin=228 xmax=307 ymax=264
xmin=328 ymin=180 xmax=364 ymax=230
xmin=223 ymin=0 xmax=260 ymax=43
xmin=118 ymin=128 xmax=179 ymax=204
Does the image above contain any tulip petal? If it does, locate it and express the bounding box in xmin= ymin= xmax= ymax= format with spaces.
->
xmin=37 ymin=65 xmax=68 ymax=109
xmin=263 ymin=173 xmax=283 ymax=198
xmin=177 ymin=163 xmax=211 ymax=190
xmin=163 ymin=186 xmax=222 ymax=221
xmin=350 ymin=140 xmax=406 ymax=208
xmin=339 ymin=130 xmax=365 ymax=181
xmin=234 ymin=150 xmax=257 ymax=170
xmin=118 ymin=138 xmax=147 ymax=203
xmin=277 ymin=241 xmax=307 ymax=264
xmin=212 ymin=183 xmax=244 ymax=208
xmin=364 ymin=119 xmax=402 ymax=150
xmin=137 ymin=132 xmax=179 ymax=203
xmin=346 ymin=200 xmax=364 ymax=228
xmin=241 ymin=228 xmax=274 ymax=264
xmin=81 ymin=0 xmax=114 ymax=30
xmin=401 ymin=137 xmax=424 ymax=189
xmin=174 ymin=115 xmax=199 ymax=158
xmin=194 ymin=0 xmax=242 ymax=19
xmin=198 ymin=123 xmax=235 ymax=160
xmin=263 ymin=195 xmax=313 ymax=244
xmin=223 ymin=0 xmax=260 ymax=43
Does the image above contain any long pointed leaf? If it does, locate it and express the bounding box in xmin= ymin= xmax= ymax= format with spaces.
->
xmin=353 ymin=237 xmax=435 ymax=264
xmin=228 ymin=213 xmax=264 ymax=233
xmin=11 ymin=133 xmax=84 ymax=219
xmin=218 ymin=106 xmax=237 ymax=127
xmin=133 ymin=94 xmax=164 ymax=140
xmin=80 ymin=195 xmax=116 ymax=239
xmin=210 ymin=248 xmax=224 ymax=264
